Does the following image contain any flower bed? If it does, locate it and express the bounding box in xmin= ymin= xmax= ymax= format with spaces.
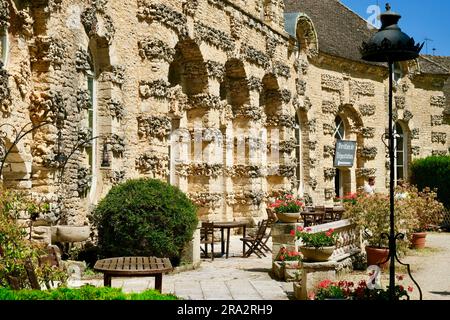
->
xmin=309 ymin=276 xmax=414 ymax=300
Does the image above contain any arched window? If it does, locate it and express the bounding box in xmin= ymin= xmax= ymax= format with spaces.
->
xmin=0 ymin=27 xmax=8 ymax=66
xmin=86 ymin=64 xmax=96 ymax=200
xmin=295 ymin=114 xmax=303 ymax=196
xmin=394 ymin=122 xmax=408 ymax=183
xmin=334 ymin=116 xmax=345 ymax=140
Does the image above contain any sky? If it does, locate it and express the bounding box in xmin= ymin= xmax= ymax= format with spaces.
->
xmin=340 ymin=0 xmax=450 ymax=56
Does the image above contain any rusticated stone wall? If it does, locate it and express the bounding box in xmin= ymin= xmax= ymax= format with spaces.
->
xmin=0 ymin=0 xmax=449 ymax=229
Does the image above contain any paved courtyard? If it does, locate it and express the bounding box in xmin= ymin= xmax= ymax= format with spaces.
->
xmin=74 ymin=233 xmax=450 ymax=300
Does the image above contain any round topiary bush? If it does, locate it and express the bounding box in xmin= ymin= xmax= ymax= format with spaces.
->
xmin=91 ymin=179 xmax=198 ymax=265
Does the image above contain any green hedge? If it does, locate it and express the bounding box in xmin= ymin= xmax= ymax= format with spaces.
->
xmin=0 ymin=286 xmax=178 ymax=300
xmin=410 ymin=156 xmax=450 ymax=208
xmin=91 ymin=179 xmax=198 ymax=266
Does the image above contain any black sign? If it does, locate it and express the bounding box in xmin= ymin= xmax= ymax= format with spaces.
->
xmin=334 ymin=140 xmax=357 ymax=167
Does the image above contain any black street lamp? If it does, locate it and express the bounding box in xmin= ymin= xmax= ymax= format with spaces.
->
xmin=361 ymin=3 xmax=423 ymax=300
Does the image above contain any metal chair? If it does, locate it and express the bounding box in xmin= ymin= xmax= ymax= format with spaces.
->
xmin=200 ymin=222 xmax=215 ymax=260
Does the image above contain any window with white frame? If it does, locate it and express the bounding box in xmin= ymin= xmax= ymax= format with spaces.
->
xmin=334 ymin=116 xmax=345 ymax=140
xmin=0 ymin=27 xmax=8 ymax=66
xmin=86 ymin=72 xmax=97 ymax=201
xmin=394 ymin=122 xmax=408 ymax=183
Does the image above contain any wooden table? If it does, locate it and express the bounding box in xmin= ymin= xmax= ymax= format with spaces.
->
xmin=214 ymin=222 xmax=247 ymax=258
xmin=94 ymin=257 xmax=172 ymax=292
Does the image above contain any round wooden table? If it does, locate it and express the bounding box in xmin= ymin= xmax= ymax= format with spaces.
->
xmin=213 ymin=222 xmax=248 ymax=258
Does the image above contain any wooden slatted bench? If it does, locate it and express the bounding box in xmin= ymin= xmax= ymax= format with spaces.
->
xmin=93 ymin=257 xmax=173 ymax=292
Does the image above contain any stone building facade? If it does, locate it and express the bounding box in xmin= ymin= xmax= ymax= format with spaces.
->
xmin=0 ymin=0 xmax=449 ymax=228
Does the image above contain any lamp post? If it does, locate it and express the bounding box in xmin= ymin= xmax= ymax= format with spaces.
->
xmin=361 ymin=3 xmax=423 ymax=300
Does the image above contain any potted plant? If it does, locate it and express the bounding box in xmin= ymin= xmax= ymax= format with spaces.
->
xmin=292 ymin=226 xmax=337 ymax=262
xmin=343 ymin=192 xmax=415 ymax=269
xmin=273 ymin=246 xmax=302 ymax=281
xmin=402 ymin=186 xmax=445 ymax=249
xmin=268 ymin=194 xmax=305 ymax=223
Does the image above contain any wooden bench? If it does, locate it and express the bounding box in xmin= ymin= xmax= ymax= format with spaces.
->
xmin=93 ymin=257 xmax=173 ymax=292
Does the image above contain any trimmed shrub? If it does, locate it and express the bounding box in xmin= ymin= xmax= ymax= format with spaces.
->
xmin=410 ymin=156 xmax=450 ymax=209
xmin=91 ymin=179 xmax=198 ymax=265
xmin=0 ymin=286 xmax=178 ymax=300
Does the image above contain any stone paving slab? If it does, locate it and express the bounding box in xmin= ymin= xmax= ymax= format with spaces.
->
xmin=76 ymin=236 xmax=289 ymax=300
xmin=69 ymin=232 xmax=450 ymax=300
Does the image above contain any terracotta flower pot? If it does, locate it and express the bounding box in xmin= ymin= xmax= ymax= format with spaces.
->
xmin=410 ymin=232 xmax=427 ymax=249
xmin=276 ymin=212 xmax=300 ymax=223
xmin=365 ymin=246 xmax=389 ymax=269
xmin=300 ymin=246 xmax=334 ymax=262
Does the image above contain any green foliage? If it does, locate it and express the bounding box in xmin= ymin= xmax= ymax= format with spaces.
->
xmin=410 ymin=156 xmax=450 ymax=209
xmin=91 ymin=179 xmax=198 ymax=265
xmin=293 ymin=226 xmax=337 ymax=248
xmin=400 ymin=185 xmax=445 ymax=232
xmin=0 ymin=187 xmax=68 ymax=289
xmin=343 ymin=193 xmax=416 ymax=251
xmin=0 ymin=286 xmax=179 ymax=300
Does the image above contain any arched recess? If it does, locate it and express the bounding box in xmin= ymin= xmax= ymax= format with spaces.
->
xmin=169 ymin=39 xmax=208 ymax=96
xmin=262 ymin=73 xmax=281 ymax=191
xmin=168 ymin=39 xmax=210 ymax=212
xmin=295 ymin=14 xmax=319 ymax=57
xmin=221 ymin=59 xmax=259 ymax=219
xmin=394 ymin=121 xmax=411 ymax=184
xmin=334 ymin=105 xmax=364 ymax=196
xmin=295 ymin=110 xmax=310 ymax=197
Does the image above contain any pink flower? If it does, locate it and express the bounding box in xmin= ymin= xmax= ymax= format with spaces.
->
xmin=286 ymin=194 xmax=293 ymax=199
xmin=318 ymin=280 xmax=332 ymax=289
xmin=297 ymin=226 xmax=304 ymax=232
xmin=408 ymin=286 xmax=414 ymax=292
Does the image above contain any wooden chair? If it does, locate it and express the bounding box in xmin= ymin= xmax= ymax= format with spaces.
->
xmin=322 ymin=207 xmax=335 ymax=224
xmin=260 ymin=211 xmax=277 ymax=253
xmin=240 ymin=220 xmax=269 ymax=258
xmin=200 ymin=222 xmax=215 ymax=260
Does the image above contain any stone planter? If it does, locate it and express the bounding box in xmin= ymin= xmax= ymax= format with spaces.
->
xmin=284 ymin=261 xmax=302 ymax=282
xmin=365 ymin=246 xmax=389 ymax=270
xmin=410 ymin=232 xmax=427 ymax=249
xmin=51 ymin=225 xmax=91 ymax=243
xmin=300 ymin=246 xmax=334 ymax=262
xmin=276 ymin=212 xmax=301 ymax=223
xmin=272 ymin=261 xmax=302 ymax=282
